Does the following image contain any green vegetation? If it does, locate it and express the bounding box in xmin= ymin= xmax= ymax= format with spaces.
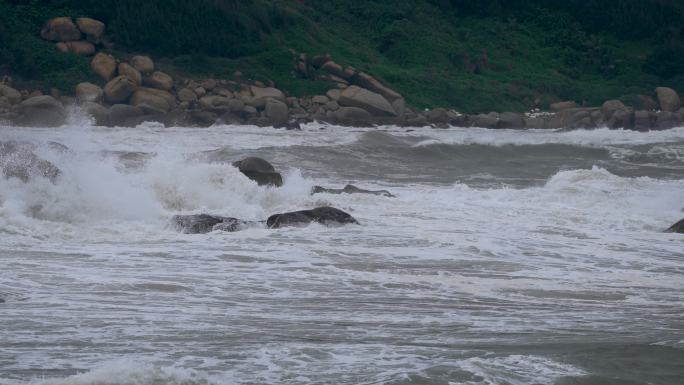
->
xmin=1 ymin=0 xmax=683 ymax=112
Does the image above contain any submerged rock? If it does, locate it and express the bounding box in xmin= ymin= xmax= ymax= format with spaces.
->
xmin=171 ymin=214 xmax=258 ymax=234
xmin=312 ymin=184 xmax=395 ymax=197
xmin=267 ymin=206 xmax=359 ymax=228
xmin=666 ymin=218 xmax=684 ymax=233
xmin=0 ymin=141 xmax=61 ymax=182
xmin=232 ymin=157 xmax=283 ymax=187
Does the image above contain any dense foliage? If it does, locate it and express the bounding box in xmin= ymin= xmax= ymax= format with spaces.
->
xmin=1 ymin=0 xmax=682 ymax=112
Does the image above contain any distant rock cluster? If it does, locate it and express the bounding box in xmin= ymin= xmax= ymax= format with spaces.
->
xmin=0 ymin=16 xmax=683 ymax=131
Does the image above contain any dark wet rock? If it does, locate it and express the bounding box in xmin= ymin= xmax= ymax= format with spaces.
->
xmin=633 ymin=110 xmax=655 ymax=131
xmin=470 ymin=113 xmax=498 ymax=128
xmin=666 ymin=218 xmax=684 ymax=233
xmin=232 ymin=157 xmax=283 ymax=187
xmin=267 ymin=206 xmax=359 ymax=228
xmin=13 ymin=96 xmax=66 ymax=127
xmin=497 ymin=112 xmax=525 ymax=129
xmin=0 ymin=297 xmax=4 ymax=303
xmin=548 ymin=108 xmax=599 ymax=129
xmin=312 ymin=184 xmax=395 ymax=197
xmin=108 ymin=104 xmax=144 ymax=127
xmin=606 ymin=108 xmax=634 ymax=130
xmin=171 ymin=214 xmax=257 ymax=234
xmin=654 ymin=111 xmax=683 ymax=130
xmin=0 ymin=141 xmax=61 ymax=182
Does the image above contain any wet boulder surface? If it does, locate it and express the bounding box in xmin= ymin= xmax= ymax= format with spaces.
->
xmin=666 ymin=218 xmax=684 ymax=233
xmin=171 ymin=214 xmax=261 ymax=234
xmin=266 ymin=206 xmax=359 ymax=229
xmin=232 ymin=157 xmax=283 ymax=187
xmin=312 ymin=184 xmax=395 ymax=197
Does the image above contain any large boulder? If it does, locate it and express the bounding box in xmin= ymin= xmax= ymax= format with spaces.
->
xmin=425 ymin=108 xmax=450 ymax=125
xmin=144 ymin=71 xmax=174 ymax=91
xmin=339 ymin=86 xmax=396 ymax=116
xmin=654 ymin=111 xmax=683 ymax=130
xmin=82 ymin=102 xmax=109 ymax=125
xmin=199 ymin=95 xmax=232 ymax=112
xmin=332 ymin=106 xmax=373 ymax=126
xmin=75 ymin=17 xmax=105 ymax=44
xmin=130 ymin=56 xmax=155 ymax=75
xmin=267 ymin=206 xmax=359 ymax=228
xmin=0 ymin=85 xmax=22 ymax=105
xmin=91 ymin=53 xmax=117 ymax=81
xmin=177 ymin=88 xmax=198 ymax=103
xmin=264 ymin=98 xmax=289 ymax=127
xmin=232 ymin=157 xmax=283 ymax=187
xmin=470 ymin=114 xmax=499 ymax=128
xmin=108 ymin=104 xmax=144 ymax=127
xmin=57 ymin=41 xmax=95 ymax=55
xmin=601 ymin=100 xmax=627 ymax=120
xmin=104 ymin=75 xmax=137 ymax=104
xmin=656 ymin=87 xmax=681 ymax=112
xmin=0 ymin=141 xmax=61 ymax=182
xmin=75 ymin=82 xmax=103 ymax=103
xmin=353 ymin=72 xmax=403 ymax=102
xmin=41 ymin=17 xmax=81 ymax=41
xmin=118 ymin=63 xmax=142 ymax=86
xmin=547 ymin=108 xmax=598 ymax=129
xmin=666 ymin=218 xmax=684 ymax=233
xmin=498 ymin=112 xmax=526 ymax=129
xmin=13 ymin=96 xmax=66 ymax=127
xmin=312 ymin=184 xmax=394 ymax=197
xmin=250 ymin=86 xmax=286 ymax=103
xmin=633 ymin=110 xmax=655 ymax=131
xmin=550 ymin=101 xmax=577 ymax=112
xmin=171 ymin=214 xmax=255 ymax=234
xmin=129 ymin=88 xmax=175 ymax=113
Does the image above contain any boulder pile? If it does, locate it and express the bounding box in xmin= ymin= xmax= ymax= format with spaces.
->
xmin=1 ymin=16 xmax=683 ymax=131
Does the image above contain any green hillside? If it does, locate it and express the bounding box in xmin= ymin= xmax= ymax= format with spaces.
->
xmin=1 ymin=0 xmax=683 ymax=113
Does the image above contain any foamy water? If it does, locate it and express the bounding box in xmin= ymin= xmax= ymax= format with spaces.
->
xmin=1 ymin=121 xmax=683 ymax=385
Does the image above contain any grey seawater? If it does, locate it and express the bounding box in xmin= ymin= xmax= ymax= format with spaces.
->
xmin=1 ymin=122 xmax=684 ymax=385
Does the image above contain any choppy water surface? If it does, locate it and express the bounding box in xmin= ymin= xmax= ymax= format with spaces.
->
xmin=1 ymin=122 xmax=683 ymax=385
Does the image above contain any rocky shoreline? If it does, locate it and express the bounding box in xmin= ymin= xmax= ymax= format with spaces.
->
xmin=1 ymin=16 xmax=683 ymax=131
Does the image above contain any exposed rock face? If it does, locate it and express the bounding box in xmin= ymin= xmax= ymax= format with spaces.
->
xmin=75 ymin=17 xmax=105 ymax=44
xmin=666 ymin=218 xmax=684 ymax=233
xmin=354 ymin=72 xmax=403 ymax=102
xmin=267 ymin=206 xmax=359 ymax=228
xmin=57 ymin=41 xmax=95 ymax=55
xmin=250 ymin=86 xmax=286 ymax=104
xmin=656 ymin=87 xmax=681 ymax=112
xmin=177 ymin=88 xmax=198 ymax=103
xmin=104 ymin=75 xmax=137 ymax=103
xmin=171 ymin=214 xmax=255 ymax=234
xmin=547 ymin=108 xmax=597 ymax=129
xmin=264 ymin=98 xmax=289 ymax=127
xmin=606 ymin=108 xmax=634 ymax=129
xmin=332 ymin=106 xmax=373 ymax=125
xmin=312 ymin=184 xmax=395 ymax=197
xmin=633 ymin=110 xmax=656 ymax=131
xmin=601 ymin=100 xmax=627 ymax=120
xmin=498 ymin=112 xmax=525 ymax=129
xmin=232 ymin=157 xmax=283 ymax=187
xmin=13 ymin=96 xmax=66 ymax=127
xmin=655 ymin=111 xmax=683 ymax=130
xmin=0 ymin=141 xmax=61 ymax=182
xmin=144 ymin=71 xmax=174 ymax=91
xmin=550 ymin=101 xmax=577 ymax=112
xmin=470 ymin=114 xmax=498 ymax=128
xmin=91 ymin=53 xmax=117 ymax=81
xmin=108 ymin=104 xmax=144 ymax=127
xmin=130 ymin=56 xmax=155 ymax=74
xmin=0 ymin=85 xmax=22 ymax=105
xmin=82 ymin=102 xmax=109 ymax=125
xmin=339 ymin=86 xmax=396 ymax=116
xmin=425 ymin=108 xmax=450 ymax=125
xmin=118 ymin=63 xmax=142 ymax=86
xmin=41 ymin=17 xmax=81 ymax=41
xmin=129 ymin=88 xmax=175 ymax=113
xmin=75 ymin=82 xmax=104 ymax=103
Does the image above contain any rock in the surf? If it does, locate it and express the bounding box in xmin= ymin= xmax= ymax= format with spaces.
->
xmin=0 ymin=141 xmax=61 ymax=182
xmin=666 ymin=218 xmax=684 ymax=233
xmin=267 ymin=206 xmax=359 ymax=228
xmin=13 ymin=95 xmax=67 ymax=127
xmin=312 ymin=184 xmax=395 ymax=197
xmin=171 ymin=214 xmax=256 ymax=234
xmin=232 ymin=157 xmax=283 ymax=187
